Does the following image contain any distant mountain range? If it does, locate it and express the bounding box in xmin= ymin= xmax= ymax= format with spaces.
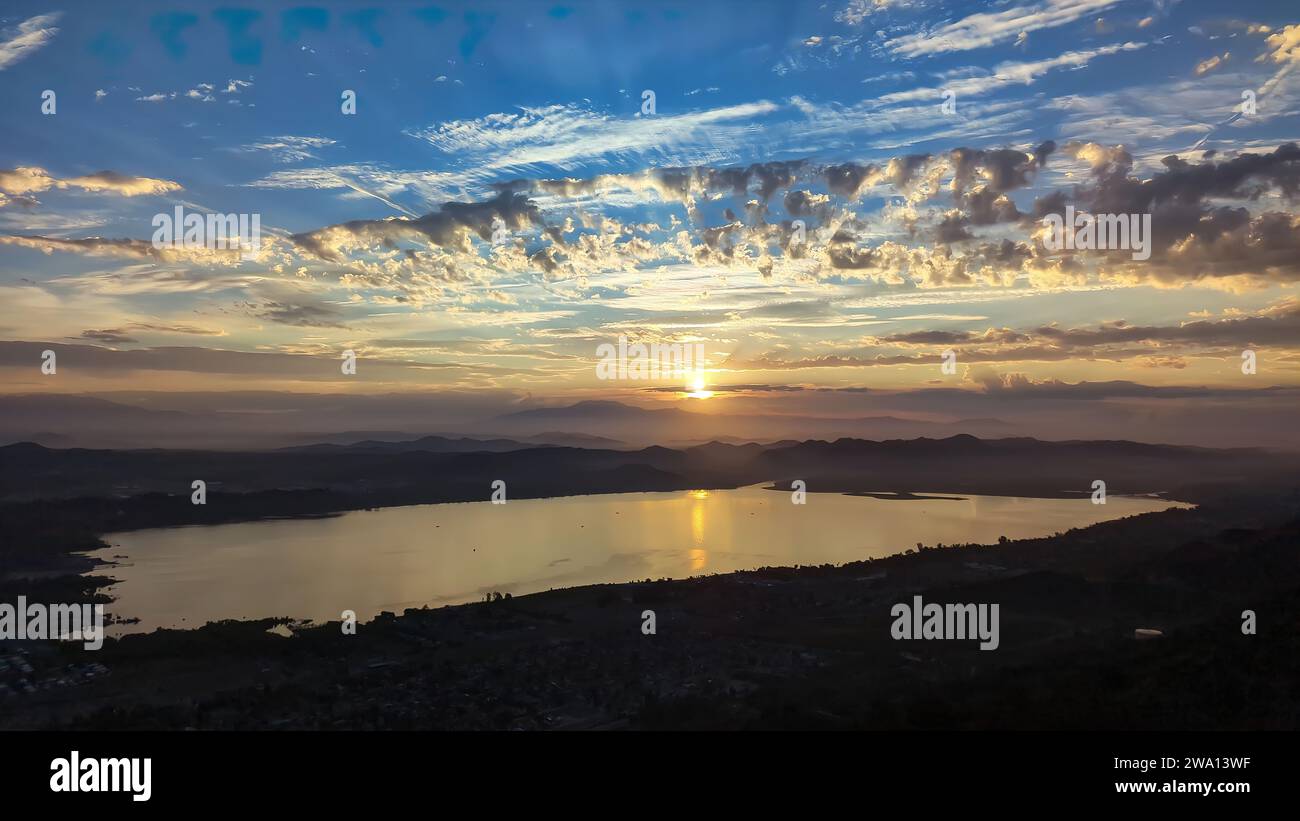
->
xmin=4 ymin=395 xmax=1296 ymax=455
xmin=492 ymin=400 xmax=1014 ymax=443
xmin=0 ymin=394 xmax=1015 ymax=450
xmin=281 ymin=432 xmax=631 ymax=454
xmin=1 ymin=431 xmax=1292 ymax=512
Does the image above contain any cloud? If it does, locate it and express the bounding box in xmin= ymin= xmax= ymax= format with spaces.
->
xmin=15 ymin=137 xmax=1300 ymax=318
xmin=1048 ymin=77 xmax=1249 ymax=145
xmin=726 ymin=298 xmax=1300 ymax=379
xmin=0 ymin=166 xmax=182 ymax=198
xmin=0 ymin=12 xmax=61 ymax=70
xmin=835 ymin=0 xmax=894 ymax=26
xmin=1194 ymin=52 xmax=1229 ymax=76
xmin=950 ymin=143 xmax=1054 ymax=193
xmin=64 ymin=171 xmax=183 ymax=197
xmin=881 ymin=300 xmax=1300 ymax=351
xmin=0 ymin=192 xmax=39 ymax=210
xmin=50 ymin=265 xmax=264 ymax=296
xmin=1262 ymin=24 xmax=1300 ymax=65
xmin=290 ymin=190 xmax=543 ymax=262
xmin=0 ymin=235 xmax=247 ymax=264
xmin=405 ymin=101 xmax=780 ymax=183
xmin=1259 ymin=24 xmax=1300 ymax=97
xmin=248 ymin=164 xmax=446 ymax=215
xmin=238 ymin=136 xmax=338 ymax=163
xmin=877 ymin=42 xmax=1146 ymax=104
xmin=77 ymin=328 xmax=138 ymax=345
xmin=127 ymin=321 xmax=226 ymax=336
xmin=133 ymin=79 xmax=252 ymax=104
xmin=1025 ymin=142 xmax=1300 ymax=285
xmin=886 ymin=0 xmax=1121 ymax=57
xmin=0 ymin=340 xmax=475 ymax=381
xmin=236 ymin=299 xmax=348 ymax=328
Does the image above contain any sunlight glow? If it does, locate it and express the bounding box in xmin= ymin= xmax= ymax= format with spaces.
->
xmin=687 ymin=372 xmax=714 ymax=399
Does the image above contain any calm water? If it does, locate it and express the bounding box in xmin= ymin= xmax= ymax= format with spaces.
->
xmin=88 ymin=487 xmax=1186 ymax=634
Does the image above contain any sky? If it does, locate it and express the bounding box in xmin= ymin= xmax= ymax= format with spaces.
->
xmin=1 ymin=0 xmax=1299 ymax=444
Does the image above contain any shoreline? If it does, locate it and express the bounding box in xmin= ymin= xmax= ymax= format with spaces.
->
xmin=3 ymin=489 xmax=1297 ymax=730
xmin=89 ymin=483 xmax=1196 ymax=539
xmin=78 ymin=487 xmax=1194 ymax=635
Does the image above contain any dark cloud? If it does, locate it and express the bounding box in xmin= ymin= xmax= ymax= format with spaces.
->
xmin=949 ymin=146 xmax=1044 ymax=195
xmin=823 ymin=162 xmax=880 ymax=198
xmin=935 ymin=213 xmax=974 ymax=243
xmin=1071 ymin=143 xmax=1299 ymax=216
xmin=1030 ymin=189 xmax=1068 ymax=219
xmin=237 ymin=300 xmax=347 ymax=328
xmin=76 ymin=329 xmax=138 ymax=345
xmin=873 ymin=301 xmax=1300 ymax=358
xmin=291 ymin=191 xmax=542 ymax=261
xmin=972 ymin=239 xmax=1032 ymax=265
xmin=827 ymin=242 xmax=878 ymax=269
xmin=529 ymin=247 xmax=559 ymax=273
xmin=1030 ymin=301 xmax=1300 ymax=347
xmin=1033 ymin=140 xmax=1057 ymax=168
xmin=783 ymin=189 xmax=828 ymax=217
xmin=1028 ymin=143 xmax=1300 ymax=283
xmin=886 ymin=153 xmax=932 ymax=188
xmin=965 ymin=187 xmax=1020 ymax=225
xmin=879 ymin=330 xmax=974 ymax=345
xmin=128 ymin=322 xmax=225 ymax=336
xmin=0 ymin=340 xmax=521 ymax=379
xmin=746 ymin=161 xmax=804 ymax=200
xmin=0 ymin=235 xmax=166 ymax=259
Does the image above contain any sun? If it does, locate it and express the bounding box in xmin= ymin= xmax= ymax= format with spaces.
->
xmin=687 ymin=372 xmax=714 ymax=400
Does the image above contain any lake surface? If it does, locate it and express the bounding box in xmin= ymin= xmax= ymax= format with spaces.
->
xmin=89 ymin=487 xmax=1186 ymax=634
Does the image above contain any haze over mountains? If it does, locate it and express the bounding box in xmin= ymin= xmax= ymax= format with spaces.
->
xmin=2 ymin=431 xmax=1292 ymax=512
xmin=3 ymin=392 xmax=1296 ymax=451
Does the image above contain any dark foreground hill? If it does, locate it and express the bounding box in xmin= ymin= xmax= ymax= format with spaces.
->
xmin=4 ymin=486 xmax=1299 ymax=730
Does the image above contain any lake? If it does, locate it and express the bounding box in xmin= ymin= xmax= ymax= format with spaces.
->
xmin=88 ymin=486 xmax=1187 ymax=634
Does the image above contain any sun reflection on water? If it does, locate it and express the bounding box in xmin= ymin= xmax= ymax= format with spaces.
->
xmin=690 ymin=490 xmax=708 ymax=570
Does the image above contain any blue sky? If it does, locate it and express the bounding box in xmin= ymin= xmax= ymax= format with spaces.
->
xmin=1 ymin=0 xmax=1299 ymax=442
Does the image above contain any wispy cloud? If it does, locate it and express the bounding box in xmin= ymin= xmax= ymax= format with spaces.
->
xmin=237 ymin=136 xmax=338 ymax=163
xmin=406 ymin=101 xmax=780 ymax=183
xmin=886 ymin=0 xmax=1121 ymax=57
xmin=0 ymin=12 xmax=61 ymax=71
xmin=878 ymin=42 xmax=1146 ymax=103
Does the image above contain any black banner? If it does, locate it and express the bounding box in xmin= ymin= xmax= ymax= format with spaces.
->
xmin=1 ymin=730 xmax=1283 ymax=808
